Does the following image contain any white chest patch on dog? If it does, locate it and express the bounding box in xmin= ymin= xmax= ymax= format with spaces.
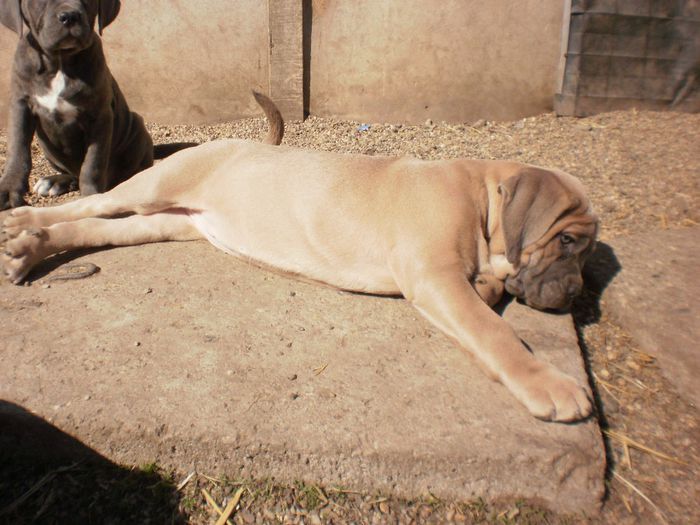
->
xmin=35 ymin=71 xmax=79 ymax=121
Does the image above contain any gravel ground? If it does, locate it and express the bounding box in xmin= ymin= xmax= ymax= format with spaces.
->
xmin=1 ymin=108 xmax=699 ymax=524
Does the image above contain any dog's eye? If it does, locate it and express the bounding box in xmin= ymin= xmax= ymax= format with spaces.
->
xmin=560 ymin=233 xmax=576 ymax=245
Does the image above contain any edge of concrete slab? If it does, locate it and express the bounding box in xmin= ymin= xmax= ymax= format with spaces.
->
xmin=0 ymin=241 xmax=606 ymax=515
xmin=585 ymin=227 xmax=700 ymax=407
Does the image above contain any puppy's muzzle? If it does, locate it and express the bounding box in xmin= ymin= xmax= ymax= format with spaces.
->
xmin=57 ymin=10 xmax=82 ymax=27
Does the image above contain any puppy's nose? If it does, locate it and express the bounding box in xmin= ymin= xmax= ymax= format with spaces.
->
xmin=57 ymin=10 xmax=81 ymax=26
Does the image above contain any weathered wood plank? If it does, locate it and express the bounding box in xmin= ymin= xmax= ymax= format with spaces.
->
xmin=268 ymin=0 xmax=304 ymax=120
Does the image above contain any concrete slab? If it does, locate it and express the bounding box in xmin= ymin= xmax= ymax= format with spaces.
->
xmin=586 ymin=227 xmax=700 ymax=406
xmin=0 ymin=241 xmax=605 ymax=514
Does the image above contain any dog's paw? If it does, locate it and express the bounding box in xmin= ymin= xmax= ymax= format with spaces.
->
xmin=2 ymin=207 xmax=39 ymax=238
xmin=509 ymin=362 xmax=593 ymax=422
xmin=0 ymin=190 xmax=26 ymax=211
xmin=1 ymin=228 xmax=47 ymax=284
xmin=33 ymin=175 xmax=77 ymax=198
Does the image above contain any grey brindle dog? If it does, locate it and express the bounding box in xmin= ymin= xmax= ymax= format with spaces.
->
xmin=0 ymin=0 xmax=189 ymax=210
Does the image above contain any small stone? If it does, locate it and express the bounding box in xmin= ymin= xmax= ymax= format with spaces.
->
xmin=419 ymin=505 xmax=432 ymax=519
xmin=425 ymin=118 xmax=433 ymax=126
xmin=289 ymin=291 xmax=296 ymax=297
xmin=42 ymin=283 xmax=51 ymax=289
xmin=134 ymin=341 xmax=141 ymax=347
xmin=289 ymin=374 xmax=297 ymax=381
xmin=599 ymin=368 xmax=611 ymax=379
xmin=379 ymin=501 xmax=389 ymax=513
xmin=626 ymin=358 xmax=641 ymax=371
xmin=290 ymin=392 xmax=299 ymax=400
xmin=83 ymin=395 xmax=91 ymax=401
xmin=144 ymin=287 xmax=153 ymax=294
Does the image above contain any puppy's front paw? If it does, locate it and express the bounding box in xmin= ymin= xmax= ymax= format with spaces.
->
xmin=2 ymin=228 xmax=47 ymax=284
xmin=510 ymin=362 xmax=593 ymax=422
xmin=0 ymin=190 xmax=26 ymax=211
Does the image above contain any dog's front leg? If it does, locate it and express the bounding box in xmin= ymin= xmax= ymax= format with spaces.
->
xmin=401 ymin=264 xmax=592 ymax=422
xmin=78 ymin=111 xmax=114 ymax=195
xmin=0 ymin=95 xmax=36 ymax=210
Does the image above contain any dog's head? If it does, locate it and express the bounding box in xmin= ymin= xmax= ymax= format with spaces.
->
xmin=498 ymin=167 xmax=598 ymax=311
xmin=0 ymin=0 xmax=120 ymax=53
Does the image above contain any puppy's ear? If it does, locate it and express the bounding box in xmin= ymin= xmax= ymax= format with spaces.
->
xmin=499 ymin=168 xmax=580 ymax=265
xmin=0 ymin=0 xmax=24 ymax=36
xmin=97 ymin=0 xmax=121 ymax=35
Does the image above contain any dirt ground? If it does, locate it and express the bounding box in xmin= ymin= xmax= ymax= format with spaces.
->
xmin=1 ymin=108 xmax=699 ymax=524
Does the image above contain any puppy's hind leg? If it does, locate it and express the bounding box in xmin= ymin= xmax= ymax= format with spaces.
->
xmin=2 ymin=212 xmax=200 ymax=284
xmin=3 ymin=161 xmax=185 ymax=237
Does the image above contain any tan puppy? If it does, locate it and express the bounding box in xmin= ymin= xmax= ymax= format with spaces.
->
xmin=2 ymin=93 xmax=597 ymax=422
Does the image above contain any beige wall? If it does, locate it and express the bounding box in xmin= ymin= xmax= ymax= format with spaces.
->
xmin=0 ymin=1 xmax=565 ymax=125
xmin=0 ymin=0 xmax=269 ymax=125
xmin=102 ymin=0 xmax=269 ymax=124
xmin=309 ymin=0 xmax=565 ymax=123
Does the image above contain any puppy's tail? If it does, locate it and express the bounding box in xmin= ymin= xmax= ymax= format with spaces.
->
xmin=252 ymin=91 xmax=285 ymax=145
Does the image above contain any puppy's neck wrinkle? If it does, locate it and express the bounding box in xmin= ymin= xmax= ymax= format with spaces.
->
xmin=26 ymin=33 xmax=49 ymax=74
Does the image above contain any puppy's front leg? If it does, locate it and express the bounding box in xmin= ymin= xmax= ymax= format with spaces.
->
xmin=0 ymin=96 xmax=36 ymax=210
xmin=78 ymin=111 xmax=114 ymax=195
xmin=401 ymin=264 xmax=592 ymax=422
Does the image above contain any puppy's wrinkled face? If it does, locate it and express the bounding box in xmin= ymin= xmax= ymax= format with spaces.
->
xmin=23 ymin=0 xmax=98 ymax=53
xmin=505 ymin=226 xmax=597 ymax=311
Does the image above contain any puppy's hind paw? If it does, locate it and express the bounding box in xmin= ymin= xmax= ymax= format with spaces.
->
xmin=1 ymin=228 xmax=47 ymax=284
xmin=33 ymin=175 xmax=77 ymax=197
xmin=3 ymin=207 xmax=38 ymax=238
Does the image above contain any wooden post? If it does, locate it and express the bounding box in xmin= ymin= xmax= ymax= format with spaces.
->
xmin=268 ymin=0 xmax=304 ymax=120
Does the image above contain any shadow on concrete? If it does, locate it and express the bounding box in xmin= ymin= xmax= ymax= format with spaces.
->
xmin=0 ymin=400 xmax=184 ymax=524
xmin=569 ymin=242 xmax=622 ymax=490
xmin=574 ymin=242 xmax=621 ymax=327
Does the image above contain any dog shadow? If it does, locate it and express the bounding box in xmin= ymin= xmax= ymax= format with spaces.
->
xmin=574 ymin=241 xmax=621 ymax=327
xmin=0 ymin=400 xmax=185 ymax=523
xmin=569 ymin=243 xmax=623 ymax=484
xmin=19 ymin=247 xmax=106 ymax=283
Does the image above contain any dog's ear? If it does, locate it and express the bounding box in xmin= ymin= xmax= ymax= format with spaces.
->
xmin=499 ymin=168 xmax=581 ymax=265
xmin=0 ymin=0 xmax=24 ymax=36
xmin=97 ymin=0 xmax=121 ymax=35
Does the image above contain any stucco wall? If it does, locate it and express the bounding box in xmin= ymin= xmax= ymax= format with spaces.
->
xmin=0 ymin=1 xmax=565 ymax=125
xmin=101 ymin=1 xmax=269 ymax=124
xmin=0 ymin=0 xmax=269 ymax=125
xmin=309 ymin=0 xmax=565 ymax=123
